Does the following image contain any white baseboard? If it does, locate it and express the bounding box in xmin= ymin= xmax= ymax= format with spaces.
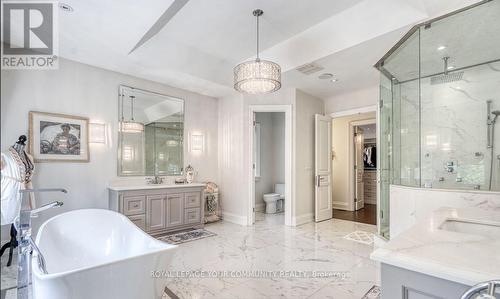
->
xmin=255 ymin=203 xmax=265 ymax=212
xmin=291 ymin=213 xmax=314 ymax=226
xmin=332 ymin=201 xmax=349 ymax=210
xmin=222 ymin=211 xmax=248 ymax=226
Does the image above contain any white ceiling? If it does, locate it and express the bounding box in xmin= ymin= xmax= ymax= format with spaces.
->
xmin=8 ymin=0 xmax=484 ymax=99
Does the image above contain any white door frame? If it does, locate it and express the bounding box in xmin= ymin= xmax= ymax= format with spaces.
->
xmin=348 ymin=118 xmax=376 ymax=211
xmin=248 ymin=105 xmax=293 ymax=226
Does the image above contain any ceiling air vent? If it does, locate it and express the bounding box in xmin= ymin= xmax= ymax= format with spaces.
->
xmin=295 ymin=63 xmax=324 ymax=75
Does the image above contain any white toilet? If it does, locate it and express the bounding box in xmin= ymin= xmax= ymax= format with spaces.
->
xmin=263 ymin=183 xmax=285 ymax=214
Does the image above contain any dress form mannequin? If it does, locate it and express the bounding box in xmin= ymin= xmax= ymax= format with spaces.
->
xmin=0 ymin=135 xmax=35 ymax=266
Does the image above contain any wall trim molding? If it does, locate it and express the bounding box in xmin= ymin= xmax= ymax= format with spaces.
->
xmin=292 ymin=213 xmax=314 ymax=226
xmin=329 ymin=105 xmax=377 ymax=118
xmin=222 ymin=212 xmax=248 ymax=226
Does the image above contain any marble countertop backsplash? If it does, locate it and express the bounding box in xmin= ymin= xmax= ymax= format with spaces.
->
xmin=371 ymin=207 xmax=500 ymax=286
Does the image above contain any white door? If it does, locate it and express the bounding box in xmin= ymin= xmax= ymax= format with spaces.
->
xmin=315 ymin=114 xmax=332 ymax=222
xmin=354 ymin=127 xmax=365 ymax=210
xmin=251 ymin=112 xmax=257 ymax=224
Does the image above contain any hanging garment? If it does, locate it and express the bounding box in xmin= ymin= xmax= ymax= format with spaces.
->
xmin=1 ymin=147 xmax=35 ymax=225
xmin=364 ymin=147 xmax=373 ymax=166
xmin=9 ymin=147 xmax=36 ymax=209
xmin=1 ymin=151 xmax=23 ymax=225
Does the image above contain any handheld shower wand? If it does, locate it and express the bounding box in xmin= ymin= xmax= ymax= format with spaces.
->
xmin=492 ymin=110 xmax=500 ymax=123
xmin=487 ymin=100 xmax=500 ymax=190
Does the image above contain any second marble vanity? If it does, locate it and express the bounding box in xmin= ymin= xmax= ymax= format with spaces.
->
xmin=108 ymin=183 xmax=205 ymax=235
xmin=371 ymin=207 xmax=500 ymax=298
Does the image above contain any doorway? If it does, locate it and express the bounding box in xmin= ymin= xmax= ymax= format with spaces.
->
xmin=331 ymin=113 xmax=377 ymax=225
xmin=248 ymin=105 xmax=293 ymax=226
xmin=253 ymin=112 xmax=285 ymax=225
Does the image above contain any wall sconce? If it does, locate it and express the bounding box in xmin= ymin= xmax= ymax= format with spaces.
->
xmin=190 ymin=133 xmax=205 ymax=153
xmin=90 ymin=123 xmax=106 ymax=143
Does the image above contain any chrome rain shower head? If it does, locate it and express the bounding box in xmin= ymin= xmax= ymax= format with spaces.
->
xmin=430 ymin=56 xmax=464 ymax=85
xmin=431 ymin=72 xmax=464 ymax=85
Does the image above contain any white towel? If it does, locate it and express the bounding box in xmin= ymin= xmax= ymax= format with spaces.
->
xmin=1 ymin=151 xmax=23 ymax=225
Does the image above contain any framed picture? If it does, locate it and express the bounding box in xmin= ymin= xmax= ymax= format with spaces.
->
xmin=29 ymin=111 xmax=90 ymax=162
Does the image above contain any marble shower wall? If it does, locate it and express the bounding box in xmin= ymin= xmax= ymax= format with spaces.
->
xmin=391 ymin=61 xmax=500 ymax=191
xmin=393 ymin=80 xmax=420 ymax=187
xmin=420 ymin=61 xmax=500 ymax=191
xmin=390 ymin=185 xmax=500 ymax=238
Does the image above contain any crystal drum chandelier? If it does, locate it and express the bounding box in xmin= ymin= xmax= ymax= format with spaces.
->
xmin=234 ymin=9 xmax=281 ymax=94
xmin=120 ymin=95 xmax=144 ymax=133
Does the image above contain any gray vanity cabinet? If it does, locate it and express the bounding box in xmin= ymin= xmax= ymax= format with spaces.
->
xmin=166 ymin=193 xmax=184 ymax=228
xmin=108 ymin=185 xmax=205 ymax=235
xmin=380 ymin=264 xmax=471 ymax=299
xmin=147 ymin=195 xmax=166 ymax=231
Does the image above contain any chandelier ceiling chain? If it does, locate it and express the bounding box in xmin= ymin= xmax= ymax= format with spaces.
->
xmin=233 ymin=9 xmax=281 ymax=94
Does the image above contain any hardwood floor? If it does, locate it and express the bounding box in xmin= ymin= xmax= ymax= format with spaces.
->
xmin=332 ymin=203 xmax=377 ymax=225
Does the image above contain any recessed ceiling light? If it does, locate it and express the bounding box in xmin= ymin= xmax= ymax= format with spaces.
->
xmin=59 ymin=3 xmax=74 ymax=12
xmin=447 ymin=65 xmax=455 ymax=70
xmin=330 ymin=78 xmax=338 ymax=83
xmin=437 ymin=45 xmax=446 ymax=51
xmin=318 ymin=73 xmax=333 ymax=80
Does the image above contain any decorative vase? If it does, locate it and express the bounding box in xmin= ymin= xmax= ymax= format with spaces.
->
xmin=185 ymin=164 xmax=195 ymax=183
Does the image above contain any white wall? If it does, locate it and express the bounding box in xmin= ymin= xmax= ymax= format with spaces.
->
xmin=217 ymin=94 xmax=247 ymax=224
xmin=272 ymin=112 xmax=286 ymax=184
xmin=1 ymin=58 xmax=219 ymax=240
xmin=294 ymin=90 xmax=325 ymax=223
xmin=218 ymin=88 xmax=324 ymax=226
xmin=324 ymin=85 xmax=379 ymax=114
xmin=254 ymin=113 xmax=273 ymax=211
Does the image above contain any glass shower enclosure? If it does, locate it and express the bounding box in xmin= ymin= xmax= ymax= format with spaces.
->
xmin=376 ymin=0 xmax=500 ymax=238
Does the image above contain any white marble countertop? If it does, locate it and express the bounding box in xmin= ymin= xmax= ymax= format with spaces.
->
xmin=371 ymin=207 xmax=500 ymax=286
xmin=108 ymin=182 xmax=206 ymax=191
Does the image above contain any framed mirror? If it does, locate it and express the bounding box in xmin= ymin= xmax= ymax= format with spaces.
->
xmin=118 ymin=85 xmax=184 ymax=176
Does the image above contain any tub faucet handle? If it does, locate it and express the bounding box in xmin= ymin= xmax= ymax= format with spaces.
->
xmin=30 ymin=201 xmax=64 ymax=217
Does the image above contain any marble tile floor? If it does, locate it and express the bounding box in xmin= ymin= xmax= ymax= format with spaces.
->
xmin=0 ymin=212 xmax=379 ymax=299
xmin=165 ymin=212 xmax=380 ymax=299
xmin=0 ymin=252 xmax=17 ymax=299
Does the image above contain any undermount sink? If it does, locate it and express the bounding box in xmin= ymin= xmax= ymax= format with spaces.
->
xmin=439 ymin=218 xmax=500 ymax=238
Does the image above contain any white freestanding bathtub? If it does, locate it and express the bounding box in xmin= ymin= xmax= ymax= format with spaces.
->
xmin=32 ymin=209 xmax=177 ymax=299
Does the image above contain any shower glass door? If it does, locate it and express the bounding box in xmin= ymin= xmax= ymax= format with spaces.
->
xmin=376 ymin=0 xmax=500 ymax=239
xmin=378 ymin=73 xmax=393 ymax=238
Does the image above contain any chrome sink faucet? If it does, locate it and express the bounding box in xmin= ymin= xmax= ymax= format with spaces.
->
xmin=16 ymin=188 xmax=67 ymax=299
xmin=461 ymin=280 xmax=499 ymax=299
xmin=146 ymin=176 xmax=163 ymax=184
